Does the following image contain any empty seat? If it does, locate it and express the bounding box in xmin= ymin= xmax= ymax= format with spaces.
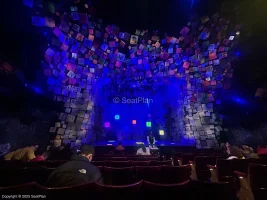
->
xmin=106 ymin=161 xmax=130 ymax=168
xmin=142 ymin=180 xmax=190 ymax=200
xmin=150 ymin=160 xmax=172 ymax=166
xmin=194 ymin=156 xmax=218 ymax=181
xmin=216 ymin=159 xmax=249 ymax=182
xmin=135 ymin=166 xmax=161 ymax=183
xmin=190 ymin=180 xmax=236 ymax=200
xmin=103 ymin=167 xmax=134 ymax=185
xmin=0 ymin=182 xmax=38 ymax=195
xmin=97 ymin=180 xmax=143 ymax=200
xmin=91 ymin=161 xmax=105 ymax=166
xmin=36 ymin=181 xmax=98 ymax=198
xmin=181 ymin=153 xmax=195 ymax=165
xmin=130 ymin=160 xmax=150 ymax=166
xmin=249 ymin=164 xmax=267 ymax=200
xmin=110 ymin=157 xmax=127 ymax=161
xmin=19 ymin=167 xmax=54 ymax=185
xmin=160 ymin=165 xmax=191 ymax=184
xmin=44 ymin=160 xmax=67 ymax=168
xmin=92 ymin=157 xmax=110 ymax=161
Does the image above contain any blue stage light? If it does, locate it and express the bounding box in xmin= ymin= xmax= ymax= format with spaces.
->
xmin=115 ymin=115 xmax=120 ymax=120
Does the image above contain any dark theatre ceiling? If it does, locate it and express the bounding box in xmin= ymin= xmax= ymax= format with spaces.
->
xmin=0 ymin=0 xmax=266 ymax=126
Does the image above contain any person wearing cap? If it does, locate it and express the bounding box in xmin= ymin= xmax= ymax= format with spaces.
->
xmin=46 ymin=145 xmax=102 ymax=187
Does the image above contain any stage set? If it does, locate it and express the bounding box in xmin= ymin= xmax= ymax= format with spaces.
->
xmin=27 ymin=1 xmax=241 ymax=150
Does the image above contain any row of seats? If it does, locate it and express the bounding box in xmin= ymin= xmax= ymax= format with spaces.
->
xmin=189 ymin=157 xmax=267 ymax=182
xmin=0 ymin=165 xmax=191 ymax=186
xmin=0 ymin=180 xmax=237 ymax=200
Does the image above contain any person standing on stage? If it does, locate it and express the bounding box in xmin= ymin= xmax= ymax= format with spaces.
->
xmin=147 ymin=131 xmax=155 ymax=148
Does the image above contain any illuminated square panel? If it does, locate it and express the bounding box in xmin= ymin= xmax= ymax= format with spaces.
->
xmin=104 ymin=122 xmax=110 ymax=128
xmin=115 ymin=115 xmax=120 ymax=120
xmin=132 ymin=120 xmax=136 ymax=124
xmin=146 ymin=122 xmax=151 ymax=127
xmin=159 ymin=130 xmax=164 ymax=136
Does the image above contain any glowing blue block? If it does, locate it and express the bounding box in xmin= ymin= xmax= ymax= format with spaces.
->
xmin=115 ymin=115 xmax=120 ymax=120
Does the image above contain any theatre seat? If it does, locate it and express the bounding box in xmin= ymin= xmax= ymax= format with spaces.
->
xmin=160 ymin=165 xmax=191 ymax=184
xmin=106 ymin=161 xmax=131 ymax=168
xmin=19 ymin=167 xmax=54 ymax=185
xmin=110 ymin=157 xmax=127 ymax=161
xmin=103 ymin=167 xmax=134 ymax=185
xmin=44 ymin=160 xmax=67 ymax=168
xmin=92 ymin=157 xmax=110 ymax=161
xmin=142 ymin=180 xmax=190 ymax=200
xmin=190 ymin=180 xmax=236 ymax=200
xmin=0 ymin=182 xmax=38 ymax=195
xmin=181 ymin=153 xmax=195 ymax=165
xmin=150 ymin=160 xmax=172 ymax=166
xmin=97 ymin=180 xmax=143 ymax=200
xmin=130 ymin=160 xmax=150 ymax=166
xmin=193 ymin=156 xmax=218 ymax=181
xmin=135 ymin=166 xmax=161 ymax=183
xmin=91 ymin=161 xmax=105 ymax=166
xmin=36 ymin=181 xmax=98 ymax=198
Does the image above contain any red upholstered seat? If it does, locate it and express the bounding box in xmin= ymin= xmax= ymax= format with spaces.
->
xmin=36 ymin=181 xmax=98 ymax=198
xmin=0 ymin=182 xmax=38 ymax=195
xmin=110 ymin=157 xmax=127 ymax=161
xmin=44 ymin=160 xmax=67 ymax=168
xmin=216 ymin=159 xmax=249 ymax=182
xmin=92 ymin=157 xmax=110 ymax=161
xmin=91 ymin=161 xmax=105 ymax=166
xmin=103 ymin=167 xmax=134 ymax=185
xmin=135 ymin=166 xmax=161 ymax=183
xmin=130 ymin=160 xmax=150 ymax=166
xmin=160 ymin=165 xmax=191 ymax=184
xmin=142 ymin=180 xmax=190 ymax=200
xmin=97 ymin=180 xmax=143 ymax=200
xmin=150 ymin=160 xmax=172 ymax=166
xmin=194 ymin=156 xmax=218 ymax=181
xmin=181 ymin=153 xmax=195 ymax=165
xmin=106 ymin=161 xmax=131 ymax=168
xmin=18 ymin=167 xmax=54 ymax=185
xmin=249 ymin=164 xmax=267 ymax=200
xmin=190 ymin=180 xmax=236 ymax=200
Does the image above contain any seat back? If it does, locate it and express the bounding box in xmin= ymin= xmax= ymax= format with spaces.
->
xmin=150 ymin=160 xmax=172 ymax=166
xmin=160 ymin=165 xmax=191 ymax=184
xmin=232 ymin=159 xmax=250 ymax=173
xmin=190 ymin=180 xmax=236 ymax=200
xmin=194 ymin=156 xmax=210 ymax=181
xmin=110 ymin=157 xmax=127 ymax=161
xmin=249 ymin=164 xmax=267 ymax=190
xmin=142 ymin=180 xmax=190 ymax=200
xmin=130 ymin=160 xmax=150 ymax=166
xmin=103 ymin=167 xmax=134 ymax=185
xmin=19 ymin=167 xmax=54 ymax=185
xmin=92 ymin=157 xmax=111 ymax=161
xmin=97 ymin=180 xmax=143 ymax=200
xmin=36 ymin=181 xmax=98 ymax=198
xmin=107 ymin=161 xmax=130 ymax=168
xmin=91 ymin=161 xmax=105 ymax=166
xmin=0 ymin=182 xmax=38 ymax=194
xmin=135 ymin=166 xmax=161 ymax=183
xmin=181 ymin=153 xmax=195 ymax=165
xmin=44 ymin=160 xmax=67 ymax=168
xmin=216 ymin=159 xmax=233 ymax=181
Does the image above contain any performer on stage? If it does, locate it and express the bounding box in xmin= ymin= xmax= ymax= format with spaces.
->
xmin=147 ymin=131 xmax=155 ymax=148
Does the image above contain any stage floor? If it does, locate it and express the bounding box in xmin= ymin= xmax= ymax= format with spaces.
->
xmin=93 ymin=140 xmax=195 ymax=147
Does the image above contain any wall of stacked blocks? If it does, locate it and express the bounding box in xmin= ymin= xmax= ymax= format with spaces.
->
xmin=22 ymin=0 xmax=242 ymax=149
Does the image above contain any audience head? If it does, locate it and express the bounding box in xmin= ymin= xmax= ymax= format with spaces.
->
xmin=229 ymin=146 xmax=243 ymax=158
xmin=31 ymin=144 xmax=39 ymax=151
xmin=140 ymin=143 xmax=146 ymax=153
xmin=80 ymin=145 xmax=95 ymax=161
